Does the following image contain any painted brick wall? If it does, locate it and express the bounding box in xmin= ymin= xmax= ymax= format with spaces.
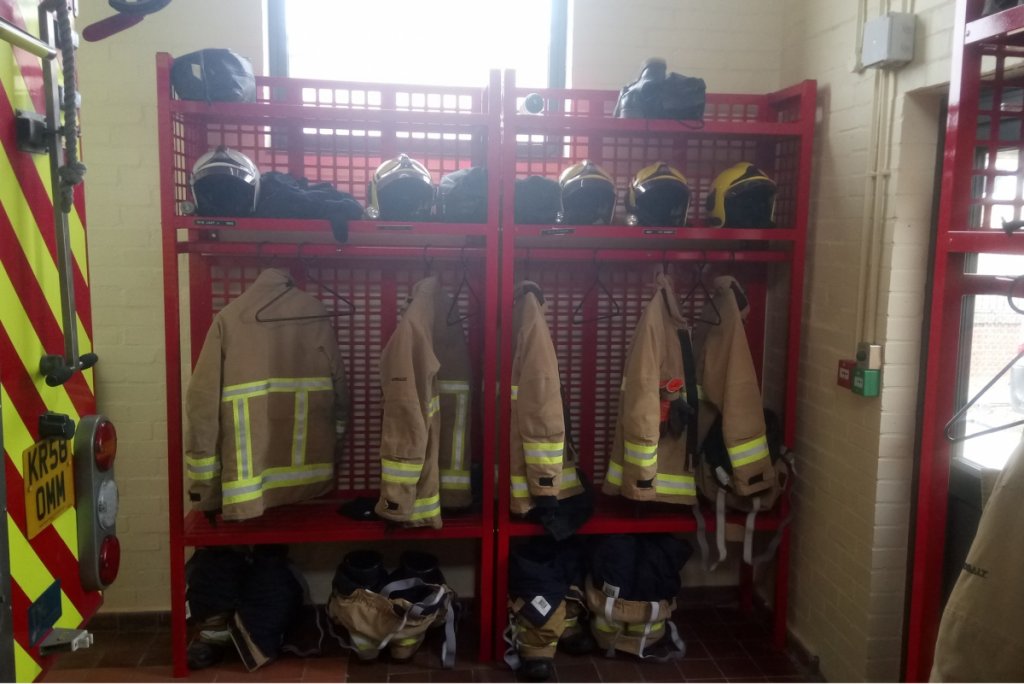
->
xmin=75 ymin=0 xmax=266 ymax=612
xmin=778 ymin=1 xmax=955 ymax=681
xmin=568 ymin=0 xmax=786 ymax=91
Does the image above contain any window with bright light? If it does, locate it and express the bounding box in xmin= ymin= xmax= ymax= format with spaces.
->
xmin=277 ymin=0 xmax=556 ymax=88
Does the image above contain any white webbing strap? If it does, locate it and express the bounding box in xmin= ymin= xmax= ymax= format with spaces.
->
xmin=752 ymin=505 xmax=795 ymax=566
xmin=603 ymin=595 xmax=620 ymax=657
xmin=636 ymin=602 xmax=659 ymax=657
xmin=710 ymin=489 xmax=727 ymax=571
xmin=743 ymin=496 xmax=761 ymax=565
xmin=692 ymin=504 xmax=711 ymax=570
xmin=503 ymin=610 xmax=522 ymax=671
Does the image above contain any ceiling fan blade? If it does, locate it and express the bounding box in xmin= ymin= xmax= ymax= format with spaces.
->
xmin=81 ymin=13 xmax=145 ymax=42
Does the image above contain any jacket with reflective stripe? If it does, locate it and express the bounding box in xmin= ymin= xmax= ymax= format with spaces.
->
xmin=602 ymin=273 xmax=696 ymax=505
xmin=509 ymin=282 xmax=583 ymax=515
xmin=185 ymin=268 xmax=349 ymax=521
xmin=375 ymin=276 xmax=473 ymax=529
xmin=694 ymin=276 xmax=774 ymax=497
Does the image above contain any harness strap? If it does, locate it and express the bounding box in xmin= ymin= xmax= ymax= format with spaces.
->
xmin=693 ymin=504 xmax=711 ymax=570
xmin=710 ymin=488 xmax=727 ymax=570
xmin=743 ymin=496 xmax=761 ymax=565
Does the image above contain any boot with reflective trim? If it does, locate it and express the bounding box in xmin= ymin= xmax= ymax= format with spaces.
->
xmin=186 ymin=613 xmax=231 ymax=670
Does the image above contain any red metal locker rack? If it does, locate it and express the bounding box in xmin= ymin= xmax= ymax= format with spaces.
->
xmin=906 ymin=0 xmax=1024 ymax=678
xmin=155 ymin=53 xmax=501 ymax=676
xmin=495 ymin=71 xmax=816 ymax=659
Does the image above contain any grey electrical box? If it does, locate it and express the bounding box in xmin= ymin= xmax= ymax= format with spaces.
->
xmin=862 ymin=12 xmax=916 ymax=69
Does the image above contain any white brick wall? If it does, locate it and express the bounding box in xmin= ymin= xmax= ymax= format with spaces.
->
xmin=76 ymin=0 xmax=266 ymax=612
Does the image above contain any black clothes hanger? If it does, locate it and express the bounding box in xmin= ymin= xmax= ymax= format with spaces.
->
xmin=447 ymin=247 xmax=481 ymax=325
xmin=944 ymin=346 xmax=1024 ymax=442
xmin=572 ymin=258 xmax=621 ymax=324
xmin=254 ymin=249 xmax=356 ymax=323
xmin=679 ymin=261 xmax=722 ymax=326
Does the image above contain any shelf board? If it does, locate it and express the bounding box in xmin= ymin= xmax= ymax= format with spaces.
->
xmin=504 ymin=495 xmax=786 ymax=537
xmin=507 ymin=115 xmax=804 ymax=138
xmin=513 ymin=224 xmax=798 ymax=242
xmin=183 ymin=502 xmax=486 ymax=546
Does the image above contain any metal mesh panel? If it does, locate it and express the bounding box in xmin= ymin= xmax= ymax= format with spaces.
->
xmin=171 ymin=77 xmax=492 ymax=216
xmin=969 ymin=50 xmax=1024 ymax=231
xmin=202 ymin=257 xmax=485 ymax=497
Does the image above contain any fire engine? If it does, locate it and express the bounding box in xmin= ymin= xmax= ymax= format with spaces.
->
xmin=0 ymin=1 xmax=122 ymax=680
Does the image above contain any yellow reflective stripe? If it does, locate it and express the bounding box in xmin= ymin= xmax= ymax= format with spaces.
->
xmin=394 ymin=636 xmax=421 ymax=646
xmin=349 ymin=632 xmax=377 ymax=651
xmin=728 ymin=435 xmax=770 ymax=467
xmin=511 ymin=385 xmax=519 ymax=400
xmin=564 ymin=617 xmax=578 ymax=628
xmin=382 ymin=458 xmax=423 ymax=484
xmin=626 ymin=620 xmax=665 ymax=634
xmin=427 ymin=395 xmax=440 ymax=417
xmin=593 ymin=615 xmax=621 ymax=633
xmin=511 ymin=475 xmax=530 ymax=497
xmin=439 ymin=385 xmax=470 ymax=470
xmin=222 ymin=464 xmax=334 ymax=505
xmin=605 ymin=460 xmax=623 ymax=486
xmin=440 ymin=468 xmax=471 ymax=490
xmin=186 ymin=454 xmax=219 ymax=481
xmin=231 ymin=398 xmax=253 ymax=480
xmin=561 ymin=467 xmax=579 ymax=489
xmin=654 ymin=472 xmax=696 ymax=496
xmin=524 ymin=441 xmax=564 ymax=465
xmin=221 ymin=376 xmax=333 ymax=400
xmin=291 ymin=389 xmax=309 ymax=467
xmin=409 ymin=494 xmax=441 ymax=520
xmin=623 ymin=440 xmax=657 ymax=467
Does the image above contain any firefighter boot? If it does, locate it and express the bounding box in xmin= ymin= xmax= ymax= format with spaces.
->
xmin=187 ymin=613 xmax=232 ymax=670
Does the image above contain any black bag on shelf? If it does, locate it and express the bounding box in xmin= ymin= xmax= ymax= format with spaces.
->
xmin=514 ymin=175 xmax=561 ymax=225
xmin=438 ymin=166 xmax=488 ymax=223
xmin=254 ymin=171 xmax=365 ymax=243
xmin=172 ymin=48 xmax=256 ymax=103
xmin=613 ymin=58 xmax=706 ymax=122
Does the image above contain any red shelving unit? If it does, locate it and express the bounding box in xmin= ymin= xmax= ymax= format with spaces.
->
xmin=906 ymin=0 xmax=1024 ymax=678
xmin=156 ymin=53 xmax=501 ymax=676
xmin=494 ymin=71 xmax=816 ymax=659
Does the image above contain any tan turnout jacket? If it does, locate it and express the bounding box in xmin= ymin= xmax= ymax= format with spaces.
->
xmin=602 ymin=272 xmax=696 ymax=504
xmin=185 ymin=268 xmax=349 ymax=521
xmin=375 ymin=276 xmax=473 ymax=528
xmin=931 ymin=437 xmax=1024 ymax=682
xmin=509 ymin=282 xmax=584 ymax=515
xmin=695 ymin=275 xmax=774 ymax=497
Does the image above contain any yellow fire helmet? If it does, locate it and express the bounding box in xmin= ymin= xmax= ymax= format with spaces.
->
xmin=367 ymin=153 xmax=435 ymax=221
xmin=705 ymin=162 xmax=777 ymax=228
xmin=626 ymin=161 xmax=691 ymax=227
xmin=558 ymin=159 xmax=617 ymax=225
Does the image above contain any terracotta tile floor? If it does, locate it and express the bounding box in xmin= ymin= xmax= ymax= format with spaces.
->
xmin=42 ymin=598 xmax=821 ymax=683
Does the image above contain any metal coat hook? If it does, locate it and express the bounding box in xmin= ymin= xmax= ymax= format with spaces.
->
xmin=255 ymin=244 xmax=355 ymax=322
xmin=572 ymin=254 xmax=621 ymax=324
xmin=680 ymin=260 xmax=722 ymax=326
xmin=447 ymin=246 xmax=480 ymax=325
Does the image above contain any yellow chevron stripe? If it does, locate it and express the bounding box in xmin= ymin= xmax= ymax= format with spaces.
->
xmin=8 ymin=513 xmax=55 ymax=598
xmin=1 ymin=385 xmax=33 ymax=478
xmin=14 ymin=640 xmax=41 ymax=683
xmin=2 ymin=381 xmax=80 ymax=558
xmin=0 ymin=266 xmax=83 ymax=422
xmin=0 ymin=25 xmax=90 ymax=289
xmin=0 ymin=126 xmax=94 ymax=392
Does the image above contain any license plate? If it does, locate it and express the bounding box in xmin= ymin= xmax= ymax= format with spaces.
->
xmin=22 ymin=437 xmax=75 ymax=539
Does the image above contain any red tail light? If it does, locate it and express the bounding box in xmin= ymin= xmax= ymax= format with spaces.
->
xmin=98 ymin=535 xmax=120 ymax=586
xmin=94 ymin=419 xmax=117 ymax=471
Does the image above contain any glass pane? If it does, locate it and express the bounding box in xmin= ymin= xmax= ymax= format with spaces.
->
xmin=957 ymin=294 xmax=1024 ymax=470
xmin=284 ymin=0 xmax=552 ymax=88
